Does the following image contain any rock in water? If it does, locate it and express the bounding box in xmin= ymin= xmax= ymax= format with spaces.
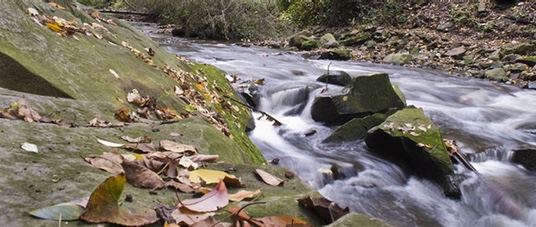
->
xmin=311 ymin=73 xmax=406 ymax=124
xmin=365 ymin=107 xmax=459 ymax=197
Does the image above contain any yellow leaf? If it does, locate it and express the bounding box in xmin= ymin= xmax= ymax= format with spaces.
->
xmin=189 ymin=169 xmax=238 ymax=184
xmin=45 ymin=22 xmax=62 ymax=33
xmin=342 ymin=96 xmax=348 ymax=102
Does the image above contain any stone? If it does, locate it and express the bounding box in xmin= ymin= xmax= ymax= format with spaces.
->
xmin=364 ymin=107 xmax=457 ymax=197
xmin=171 ymin=27 xmax=186 ymax=37
xmin=311 ymin=73 xmax=406 ymax=124
xmin=322 ymin=113 xmax=389 ymax=143
xmin=383 ymin=53 xmax=413 ymax=65
xmin=300 ymin=39 xmax=321 ymax=51
xmin=320 ymin=33 xmax=339 ymax=48
xmin=504 ymin=63 xmax=528 ymax=72
xmin=340 ymin=32 xmax=371 ymax=46
xmin=485 ymin=68 xmax=508 ymax=81
xmin=515 ymin=56 xmax=536 ymax=67
xmin=501 ymin=42 xmax=536 ymax=56
xmin=319 ymin=49 xmax=351 ymax=61
xmin=316 ymin=70 xmax=352 ymax=86
xmin=437 ymin=21 xmax=453 ymax=32
xmin=511 ymin=149 xmax=536 ymax=172
xmin=444 ymin=46 xmax=466 ymax=59
xmin=289 ymin=30 xmax=313 ymax=48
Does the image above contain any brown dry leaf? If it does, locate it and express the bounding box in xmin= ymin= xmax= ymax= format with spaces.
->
xmin=179 ymin=180 xmax=229 ymax=212
xmin=297 ymin=195 xmax=349 ymax=223
xmin=84 ymin=152 xmax=124 ymax=175
xmin=165 ymin=180 xmax=194 ymax=193
xmin=114 ymin=107 xmax=133 ymax=122
xmin=255 ymin=215 xmax=312 ymax=227
xmin=48 ymin=2 xmax=66 ymax=10
xmin=160 ymin=140 xmax=197 ymax=154
xmin=171 ymin=207 xmax=215 ymax=226
xmin=190 ymin=154 xmax=220 ymax=163
xmin=179 ymin=156 xmax=198 ymax=169
xmin=228 ymin=189 xmax=261 ymax=202
xmin=155 ymin=105 xmax=179 ymax=121
xmin=190 ymin=216 xmax=232 ymax=227
xmin=17 ymin=98 xmax=41 ymax=122
xmin=227 ymin=205 xmax=263 ymax=227
xmin=121 ymin=160 xmax=165 ymax=189
xmin=80 ymin=174 xmax=158 ymax=226
xmin=124 ymin=143 xmax=156 ymax=153
xmin=120 ymin=135 xmax=151 ymax=143
xmin=254 ymin=169 xmax=284 ymax=186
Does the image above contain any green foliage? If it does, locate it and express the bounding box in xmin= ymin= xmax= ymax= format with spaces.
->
xmin=121 ymin=0 xmax=296 ymax=41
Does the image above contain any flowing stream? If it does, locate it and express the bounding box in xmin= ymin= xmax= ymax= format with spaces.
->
xmin=137 ymin=24 xmax=536 ymax=226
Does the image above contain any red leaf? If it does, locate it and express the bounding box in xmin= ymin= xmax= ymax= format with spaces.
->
xmin=180 ymin=180 xmax=228 ymax=212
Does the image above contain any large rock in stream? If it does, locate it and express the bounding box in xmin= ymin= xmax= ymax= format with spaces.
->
xmin=365 ymin=107 xmax=459 ymax=197
xmin=311 ymin=73 xmax=406 ymax=124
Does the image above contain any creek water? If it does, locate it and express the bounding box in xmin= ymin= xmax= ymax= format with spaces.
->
xmin=137 ymin=24 xmax=536 ymax=226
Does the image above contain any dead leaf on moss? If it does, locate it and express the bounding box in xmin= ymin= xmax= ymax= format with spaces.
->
xmin=256 ymin=215 xmax=312 ymax=227
xmin=160 ymin=140 xmax=197 ymax=154
xmin=124 ymin=143 xmax=157 ymax=153
xmin=83 ymin=152 xmax=124 ymax=175
xmin=171 ymin=207 xmax=215 ymax=226
xmin=21 ymin=142 xmax=39 ymax=153
xmin=189 ymin=169 xmax=236 ymax=185
xmin=80 ymin=174 xmax=158 ymax=225
xmin=179 ymin=180 xmax=228 ymax=213
xmin=297 ymin=195 xmax=349 ymax=223
xmin=121 ymin=160 xmax=165 ymax=189
xmin=120 ymin=135 xmax=151 ymax=143
xmin=255 ymin=169 xmax=284 ymax=186
xmin=228 ymin=189 xmax=261 ymax=202
xmin=114 ymin=107 xmax=134 ymax=122
xmin=165 ymin=180 xmax=195 ymax=193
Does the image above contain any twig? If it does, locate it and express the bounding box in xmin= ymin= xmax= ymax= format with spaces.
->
xmin=223 ymin=95 xmax=283 ymax=126
xmin=325 ymin=62 xmax=332 ymax=90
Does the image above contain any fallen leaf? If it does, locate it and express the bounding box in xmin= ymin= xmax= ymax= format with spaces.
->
xmin=179 ymin=156 xmax=199 ymax=169
xmin=256 ymin=215 xmax=312 ymax=226
xmin=255 ymin=169 xmax=284 ymax=186
xmin=171 ymin=207 xmax=215 ymax=225
xmin=96 ymin=138 xmax=124 ymax=148
xmin=114 ymin=107 xmax=133 ymax=122
xmin=120 ymin=135 xmax=151 ymax=143
xmin=29 ymin=201 xmax=84 ymax=221
xmin=297 ymin=195 xmax=348 ymax=223
xmin=190 ymin=216 xmax=231 ymax=227
xmin=21 ymin=142 xmax=38 ymax=153
xmin=160 ymin=140 xmax=197 ymax=154
xmin=179 ymin=180 xmax=229 ymax=212
xmin=48 ymin=2 xmax=66 ymax=10
xmin=228 ymin=189 xmax=261 ymax=202
xmin=109 ymin=69 xmax=120 ymax=78
xmin=124 ymin=143 xmax=156 ymax=153
xmin=84 ymin=152 xmax=124 ymax=175
xmin=165 ymin=181 xmax=194 ymax=193
xmin=190 ymin=154 xmax=219 ymax=163
xmin=121 ymin=160 xmax=165 ymax=189
xmin=80 ymin=174 xmax=158 ymax=225
xmin=227 ymin=205 xmax=263 ymax=226
xmin=189 ymin=169 xmax=237 ymax=185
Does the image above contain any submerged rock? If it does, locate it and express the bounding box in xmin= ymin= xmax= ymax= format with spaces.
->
xmin=511 ymin=149 xmax=536 ymax=171
xmin=311 ymin=73 xmax=406 ymax=124
xmin=365 ymin=107 xmax=459 ymax=197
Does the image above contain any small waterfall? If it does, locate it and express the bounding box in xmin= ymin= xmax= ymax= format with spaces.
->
xmin=141 ymin=28 xmax=536 ymax=226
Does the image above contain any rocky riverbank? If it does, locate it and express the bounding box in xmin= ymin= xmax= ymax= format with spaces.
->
xmin=254 ymin=1 xmax=536 ymax=89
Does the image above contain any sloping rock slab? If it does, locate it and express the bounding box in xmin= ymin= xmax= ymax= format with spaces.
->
xmin=311 ymin=73 xmax=406 ymax=124
xmin=365 ymin=107 xmax=458 ymax=197
xmin=322 ymin=113 xmax=389 ymax=143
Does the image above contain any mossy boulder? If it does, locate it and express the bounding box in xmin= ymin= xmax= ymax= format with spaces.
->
xmin=365 ymin=107 xmax=458 ymax=197
xmin=485 ymin=68 xmax=508 ymax=81
xmin=383 ymin=53 xmax=414 ymax=66
xmin=319 ymin=49 xmax=351 ymax=61
xmin=322 ymin=113 xmax=390 ymax=143
xmin=320 ymin=33 xmax=339 ymax=48
xmin=516 ymin=56 xmax=536 ymax=67
xmin=340 ymin=32 xmax=371 ymax=46
xmin=327 ymin=213 xmax=394 ymax=227
xmin=288 ymin=30 xmax=313 ymax=48
xmin=300 ymin=39 xmax=321 ymax=51
xmin=500 ymin=41 xmax=536 ymax=56
xmin=311 ymin=73 xmax=406 ymax=124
